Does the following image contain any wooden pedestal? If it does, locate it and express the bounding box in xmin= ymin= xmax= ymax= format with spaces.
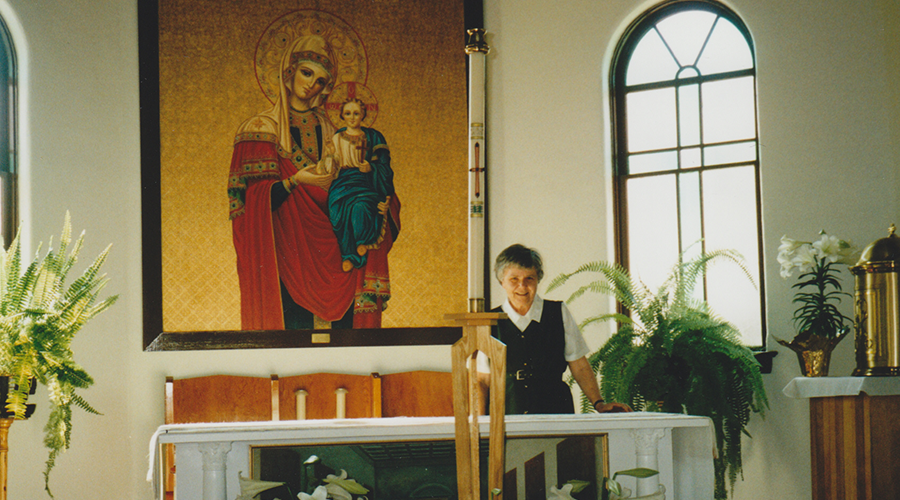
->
xmin=809 ymin=394 xmax=900 ymax=499
xmin=0 ymin=419 xmax=11 ymax=500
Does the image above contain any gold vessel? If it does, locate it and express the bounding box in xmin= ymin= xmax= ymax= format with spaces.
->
xmin=851 ymin=224 xmax=900 ymax=376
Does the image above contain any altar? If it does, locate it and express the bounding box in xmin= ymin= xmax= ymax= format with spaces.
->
xmin=148 ymin=413 xmax=713 ymax=500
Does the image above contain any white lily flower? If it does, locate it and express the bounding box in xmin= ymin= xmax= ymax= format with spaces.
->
xmin=835 ymin=239 xmax=858 ymax=265
xmin=813 ymin=233 xmax=857 ymax=265
xmin=298 ymin=485 xmax=328 ymax=500
xmin=813 ymin=234 xmax=840 ymax=261
xmin=325 ymin=483 xmax=352 ymax=500
xmin=779 ymin=260 xmax=795 ymax=279
xmin=777 ymin=235 xmax=803 ymax=255
xmin=790 ymin=244 xmax=817 ymax=274
xmin=777 ymin=236 xmax=812 ymax=278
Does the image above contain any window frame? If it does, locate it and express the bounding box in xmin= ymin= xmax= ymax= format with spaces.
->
xmin=0 ymin=15 xmax=16 ymax=247
xmin=610 ymin=0 xmax=767 ymax=347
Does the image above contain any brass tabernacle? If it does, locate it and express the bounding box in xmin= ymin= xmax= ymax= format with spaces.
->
xmin=851 ymin=224 xmax=900 ymax=376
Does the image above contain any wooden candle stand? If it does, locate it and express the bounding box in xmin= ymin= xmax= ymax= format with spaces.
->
xmin=0 ymin=418 xmax=11 ymax=500
xmin=448 ymin=312 xmax=507 ymax=500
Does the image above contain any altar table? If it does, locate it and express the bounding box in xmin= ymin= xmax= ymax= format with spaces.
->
xmin=148 ymin=413 xmax=714 ymax=500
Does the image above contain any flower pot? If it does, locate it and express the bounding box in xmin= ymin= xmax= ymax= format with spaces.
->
xmin=0 ymin=376 xmax=36 ymax=420
xmin=776 ymin=330 xmax=848 ymax=377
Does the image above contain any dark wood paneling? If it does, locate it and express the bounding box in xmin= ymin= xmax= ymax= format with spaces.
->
xmin=810 ymin=394 xmax=900 ymax=500
xmin=525 ymin=452 xmax=545 ymax=500
xmin=557 ymin=436 xmax=597 ymax=500
xmin=504 ymin=468 xmax=518 ymax=500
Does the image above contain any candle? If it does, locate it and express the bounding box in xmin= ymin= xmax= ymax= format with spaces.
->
xmin=335 ymin=388 xmax=348 ymax=419
xmin=294 ymin=389 xmax=308 ymax=420
xmin=466 ymin=29 xmax=490 ymax=313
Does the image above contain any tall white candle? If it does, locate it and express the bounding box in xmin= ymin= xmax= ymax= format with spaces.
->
xmin=335 ymin=388 xmax=348 ymax=419
xmin=466 ymin=29 xmax=490 ymax=313
xmin=294 ymin=389 xmax=308 ymax=420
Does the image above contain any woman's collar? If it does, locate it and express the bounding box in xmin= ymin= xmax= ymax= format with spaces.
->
xmin=502 ymin=295 xmax=544 ymax=331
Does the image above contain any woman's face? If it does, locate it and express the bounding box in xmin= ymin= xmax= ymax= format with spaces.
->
xmin=341 ymin=102 xmax=364 ymax=129
xmin=291 ymin=62 xmax=330 ymax=105
xmin=500 ymin=265 xmax=539 ymax=314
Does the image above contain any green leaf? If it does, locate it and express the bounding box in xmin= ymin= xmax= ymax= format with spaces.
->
xmin=565 ymin=479 xmax=590 ymax=493
xmin=607 ymin=478 xmax=621 ymax=497
xmin=612 ymin=467 xmax=659 ymax=479
xmin=323 ymin=477 xmax=369 ymax=494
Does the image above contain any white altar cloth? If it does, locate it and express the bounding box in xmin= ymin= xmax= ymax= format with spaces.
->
xmin=782 ymin=376 xmax=900 ymax=399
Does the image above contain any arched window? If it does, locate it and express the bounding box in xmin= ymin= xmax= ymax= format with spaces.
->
xmin=612 ymin=0 xmax=764 ymax=346
xmin=0 ymin=16 xmax=15 ymax=246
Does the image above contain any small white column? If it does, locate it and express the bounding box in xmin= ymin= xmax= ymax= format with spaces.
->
xmin=198 ymin=441 xmax=232 ymax=500
xmin=631 ymin=428 xmax=665 ymax=497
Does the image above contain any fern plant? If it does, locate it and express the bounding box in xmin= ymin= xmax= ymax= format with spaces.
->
xmin=0 ymin=212 xmax=117 ymax=498
xmin=547 ymin=249 xmax=768 ymax=500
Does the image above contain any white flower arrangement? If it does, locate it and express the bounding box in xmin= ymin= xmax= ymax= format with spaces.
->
xmin=776 ymin=231 xmax=857 ymax=338
xmin=777 ymin=233 xmax=856 ymax=278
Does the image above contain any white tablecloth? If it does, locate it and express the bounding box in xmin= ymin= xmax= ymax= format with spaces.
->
xmin=782 ymin=376 xmax=900 ymax=398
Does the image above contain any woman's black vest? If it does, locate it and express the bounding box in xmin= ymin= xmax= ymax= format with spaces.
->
xmin=491 ymin=300 xmax=574 ymax=414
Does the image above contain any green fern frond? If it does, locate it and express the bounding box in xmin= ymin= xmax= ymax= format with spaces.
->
xmin=9 ymin=257 xmax=40 ymax=315
xmin=43 ymin=450 xmax=59 ymax=498
xmin=55 ymin=213 xmax=73 ymax=270
xmin=0 ymin=233 xmax=23 ymax=315
xmin=547 ymin=260 xmax=643 ymax=312
xmin=63 ymin=243 xmax=110 ymax=296
xmin=578 ymin=312 xmax=632 ymax=331
xmin=4 ymin=371 xmax=33 ymax=418
xmin=70 ymin=393 xmax=101 ymax=415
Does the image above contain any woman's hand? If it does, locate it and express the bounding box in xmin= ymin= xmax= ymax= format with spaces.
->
xmin=358 ymin=160 xmax=372 ymax=173
xmin=292 ymin=164 xmax=336 ymax=190
xmin=594 ymin=401 xmax=633 ymax=413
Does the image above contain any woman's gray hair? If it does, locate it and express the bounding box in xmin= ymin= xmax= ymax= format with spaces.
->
xmin=494 ymin=244 xmax=544 ymax=282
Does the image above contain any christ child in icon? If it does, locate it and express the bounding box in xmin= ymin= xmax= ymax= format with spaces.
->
xmin=327 ymin=97 xmax=396 ymax=272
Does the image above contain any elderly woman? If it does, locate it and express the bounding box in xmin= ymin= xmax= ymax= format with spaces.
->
xmin=491 ymin=244 xmax=631 ymax=414
xmin=228 ymin=34 xmax=399 ymax=331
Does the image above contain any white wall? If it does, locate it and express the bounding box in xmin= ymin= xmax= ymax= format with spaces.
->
xmin=2 ymin=0 xmax=898 ymax=499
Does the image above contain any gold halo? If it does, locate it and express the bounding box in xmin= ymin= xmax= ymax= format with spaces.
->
xmin=255 ymin=10 xmax=368 ymax=104
xmin=325 ymin=82 xmax=378 ymax=129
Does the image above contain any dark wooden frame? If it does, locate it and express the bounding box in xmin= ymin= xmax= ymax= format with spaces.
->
xmin=0 ymin=16 xmax=16 ymax=249
xmin=139 ymin=0 xmax=482 ymax=351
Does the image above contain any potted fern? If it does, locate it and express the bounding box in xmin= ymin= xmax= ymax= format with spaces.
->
xmin=547 ymin=249 xmax=768 ymax=500
xmin=0 ymin=212 xmax=117 ymax=498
